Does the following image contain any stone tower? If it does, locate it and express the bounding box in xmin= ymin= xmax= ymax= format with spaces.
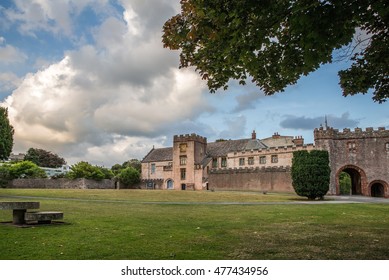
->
xmin=172 ymin=134 xmax=207 ymax=190
xmin=314 ymin=126 xmax=389 ymax=197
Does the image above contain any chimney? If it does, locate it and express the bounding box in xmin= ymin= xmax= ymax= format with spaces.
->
xmin=272 ymin=132 xmax=280 ymax=139
xmin=251 ymin=130 xmax=257 ymax=140
xmin=293 ymin=136 xmax=304 ymax=146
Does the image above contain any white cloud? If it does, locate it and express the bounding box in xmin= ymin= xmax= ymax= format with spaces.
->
xmin=4 ymin=0 xmax=109 ymax=37
xmin=0 ymin=44 xmax=27 ymax=64
xmin=3 ymin=2 xmax=207 ymax=166
xmin=0 ymin=72 xmax=22 ymax=93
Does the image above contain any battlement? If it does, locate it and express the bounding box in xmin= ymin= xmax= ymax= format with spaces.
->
xmin=210 ymin=165 xmax=291 ymax=174
xmin=314 ymin=126 xmax=389 ymax=140
xmin=173 ymin=133 xmax=207 ymax=144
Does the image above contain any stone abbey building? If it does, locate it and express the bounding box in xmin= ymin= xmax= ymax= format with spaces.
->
xmin=141 ymin=127 xmax=389 ymax=198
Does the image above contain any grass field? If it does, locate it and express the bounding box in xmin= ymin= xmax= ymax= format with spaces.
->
xmin=1 ymin=189 xmax=388 ymax=260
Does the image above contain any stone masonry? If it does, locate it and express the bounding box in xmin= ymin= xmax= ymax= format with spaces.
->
xmin=314 ymin=127 xmax=389 ymax=197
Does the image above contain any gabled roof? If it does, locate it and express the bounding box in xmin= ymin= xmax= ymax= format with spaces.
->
xmin=142 ymin=147 xmax=173 ymax=163
xmin=206 ymin=139 xmax=252 ymax=157
xmin=142 ymin=137 xmax=276 ymax=164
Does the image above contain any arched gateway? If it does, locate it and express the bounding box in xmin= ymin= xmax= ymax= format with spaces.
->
xmin=314 ymin=126 xmax=389 ymax=198
xmin=336 ymin=165 xmax=368 ymax=195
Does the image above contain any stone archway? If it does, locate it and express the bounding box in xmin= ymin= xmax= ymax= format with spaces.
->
xmin=369 ymin=180 xmax=388 ymax=198
xmin=336 ymin=165 xmax=368 ymax=196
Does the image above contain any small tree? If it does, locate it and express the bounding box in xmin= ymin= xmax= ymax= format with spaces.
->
xmin=117 ymin=167 xmax=140 ymax=187
xmin=98 ymin=166 xmax=114 ymax=180
xmin=121 ymin=159 xmax=142 ymax=173
xmin=24 ymin=148 xmax=66 ymax=168
xmin=291 ymin=150 xmax=330 ymax=200
xmin=66 ymin=161 xmax=105 ymax=181
xmin=0 ymin=164 xmax=12 ymax=187
xmin=0 ymin=107 xmax=14 ymax=160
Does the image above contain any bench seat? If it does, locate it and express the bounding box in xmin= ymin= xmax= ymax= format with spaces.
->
xmin=25 ymin=211 xmax=64 ymax=224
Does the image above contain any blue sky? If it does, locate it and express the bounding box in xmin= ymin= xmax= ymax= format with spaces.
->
xmin=0 ymin=0 xmax=388 ymax=167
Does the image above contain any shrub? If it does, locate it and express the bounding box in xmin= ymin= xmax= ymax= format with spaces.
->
xmin=66 ymin=161 xmax=105 ymax=181
xmin=117 ymin=167 xmax=140 ymax=187
xmin=291 ymin=150 xmax=330 ymax=200
xmin=8 ymin=161 xmax=47 ymax=179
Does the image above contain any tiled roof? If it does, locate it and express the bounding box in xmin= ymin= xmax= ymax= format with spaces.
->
xmin=142 ymin=147 xmax=173 ymax=163
xmin=142 ymin=138 xmax=273 ymax=163
xmin=206 ymin=139 xmax=251 ymax=157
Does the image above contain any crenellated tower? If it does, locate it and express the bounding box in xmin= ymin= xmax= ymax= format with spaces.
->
xmin=172 ymin=134 xmax=207 ymax=190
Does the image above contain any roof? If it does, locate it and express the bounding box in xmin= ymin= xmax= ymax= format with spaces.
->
xmin=142 ymin=147 xmax=173 ymax=163
xmin=142 ymin=136 xmax=286 ymax=164
xmin=206 ymin=139 xmax=252 ymax=157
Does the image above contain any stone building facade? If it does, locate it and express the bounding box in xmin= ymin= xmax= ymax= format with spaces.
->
xmin=141 ymin=131 xmax=314 ymax=192
xmin=142 ymin=127 xmax=389 ymax=198
xmin=314 ymin=126 xmax=389 ymax=197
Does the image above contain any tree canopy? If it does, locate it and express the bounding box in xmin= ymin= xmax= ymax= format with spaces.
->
xmin=0 ymin=107 xmax=14 ymax=160
xmin=117 ymin=166 xmax=141 ymax=187
xmin=66 ymin=161 xmax=113 ymax=181
xmin=24 ymin=148 xmax=66 ymax=168
xmin=163 ymin=0 xmax=388 ymax=103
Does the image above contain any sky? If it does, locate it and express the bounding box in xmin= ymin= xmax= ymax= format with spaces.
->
xmin=0 ymin=0 xmax=388 ymax=167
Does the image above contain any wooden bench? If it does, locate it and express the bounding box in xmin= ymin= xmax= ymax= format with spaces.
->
xmin=0 ymin=202 xmax=40 ymax=225
xmin=25 ymin=211 xmax=63 ymax=224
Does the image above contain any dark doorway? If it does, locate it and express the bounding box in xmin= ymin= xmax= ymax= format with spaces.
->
xmin=371 ymin=183 xmax=385 ymax=197
xmin=340 ymin=168 xmax=362 ymax=195
xmin=181 ymin=184 xmax=186 ymax=190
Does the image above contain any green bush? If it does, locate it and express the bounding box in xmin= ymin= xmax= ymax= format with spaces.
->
xmin=8 ymin=161 xmax=47 ymax=179
xmin=117 ymin=167 xmax=140 ymax=187
xmin=291 ymin=150 xmax=330 ymax=200
xmin=66 ymin=161 xmax=106 ymax=181
xmin=98 ymin=166 xmax=114 ymax=180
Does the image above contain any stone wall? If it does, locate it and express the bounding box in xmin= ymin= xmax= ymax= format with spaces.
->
xmin=208 ymin=166 xmax=293 ymax=192
xmin=7 ymin=178 xmax=116 ymax=189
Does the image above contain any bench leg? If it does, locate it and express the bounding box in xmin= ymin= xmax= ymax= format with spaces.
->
xmin=13 ymin=209 xmax=26 ymax=225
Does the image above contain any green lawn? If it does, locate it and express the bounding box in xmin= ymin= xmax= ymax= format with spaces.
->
xmin=0 ymin=189 xmax=388 ymax=260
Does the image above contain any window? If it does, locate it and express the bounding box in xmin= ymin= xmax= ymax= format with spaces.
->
xmin=386 ymin=143 xmax=389 ymax=152
xmin=221 ymin=157 xmax=227 ymax=168
xmin=180 ymin=156 xmax=187 ymax=165
xmin=347 ymin=141 xmax=356 ymax=152
xmin=180 ymin=168 xmax=186 ymax=180
xmin=271 ymin=155 xmax=278 ymax=163
xmin=259 ymin=156 xmax=266 ymax=164
xmin=151 ymin=163 xmax=156 ymax=174
xmin=239 ymin=158 xmax=245 ymax=166
xmin=212 ymin=158 xmax=218 ymax=168
xmin=248 ymin=157 xmax=254 ymax=165
xmin=179 ymin=143 xmax=187 ymax=153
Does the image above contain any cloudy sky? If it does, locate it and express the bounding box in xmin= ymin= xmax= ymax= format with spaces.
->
xmin=0 ymin=0 xmax=388 ymax=167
